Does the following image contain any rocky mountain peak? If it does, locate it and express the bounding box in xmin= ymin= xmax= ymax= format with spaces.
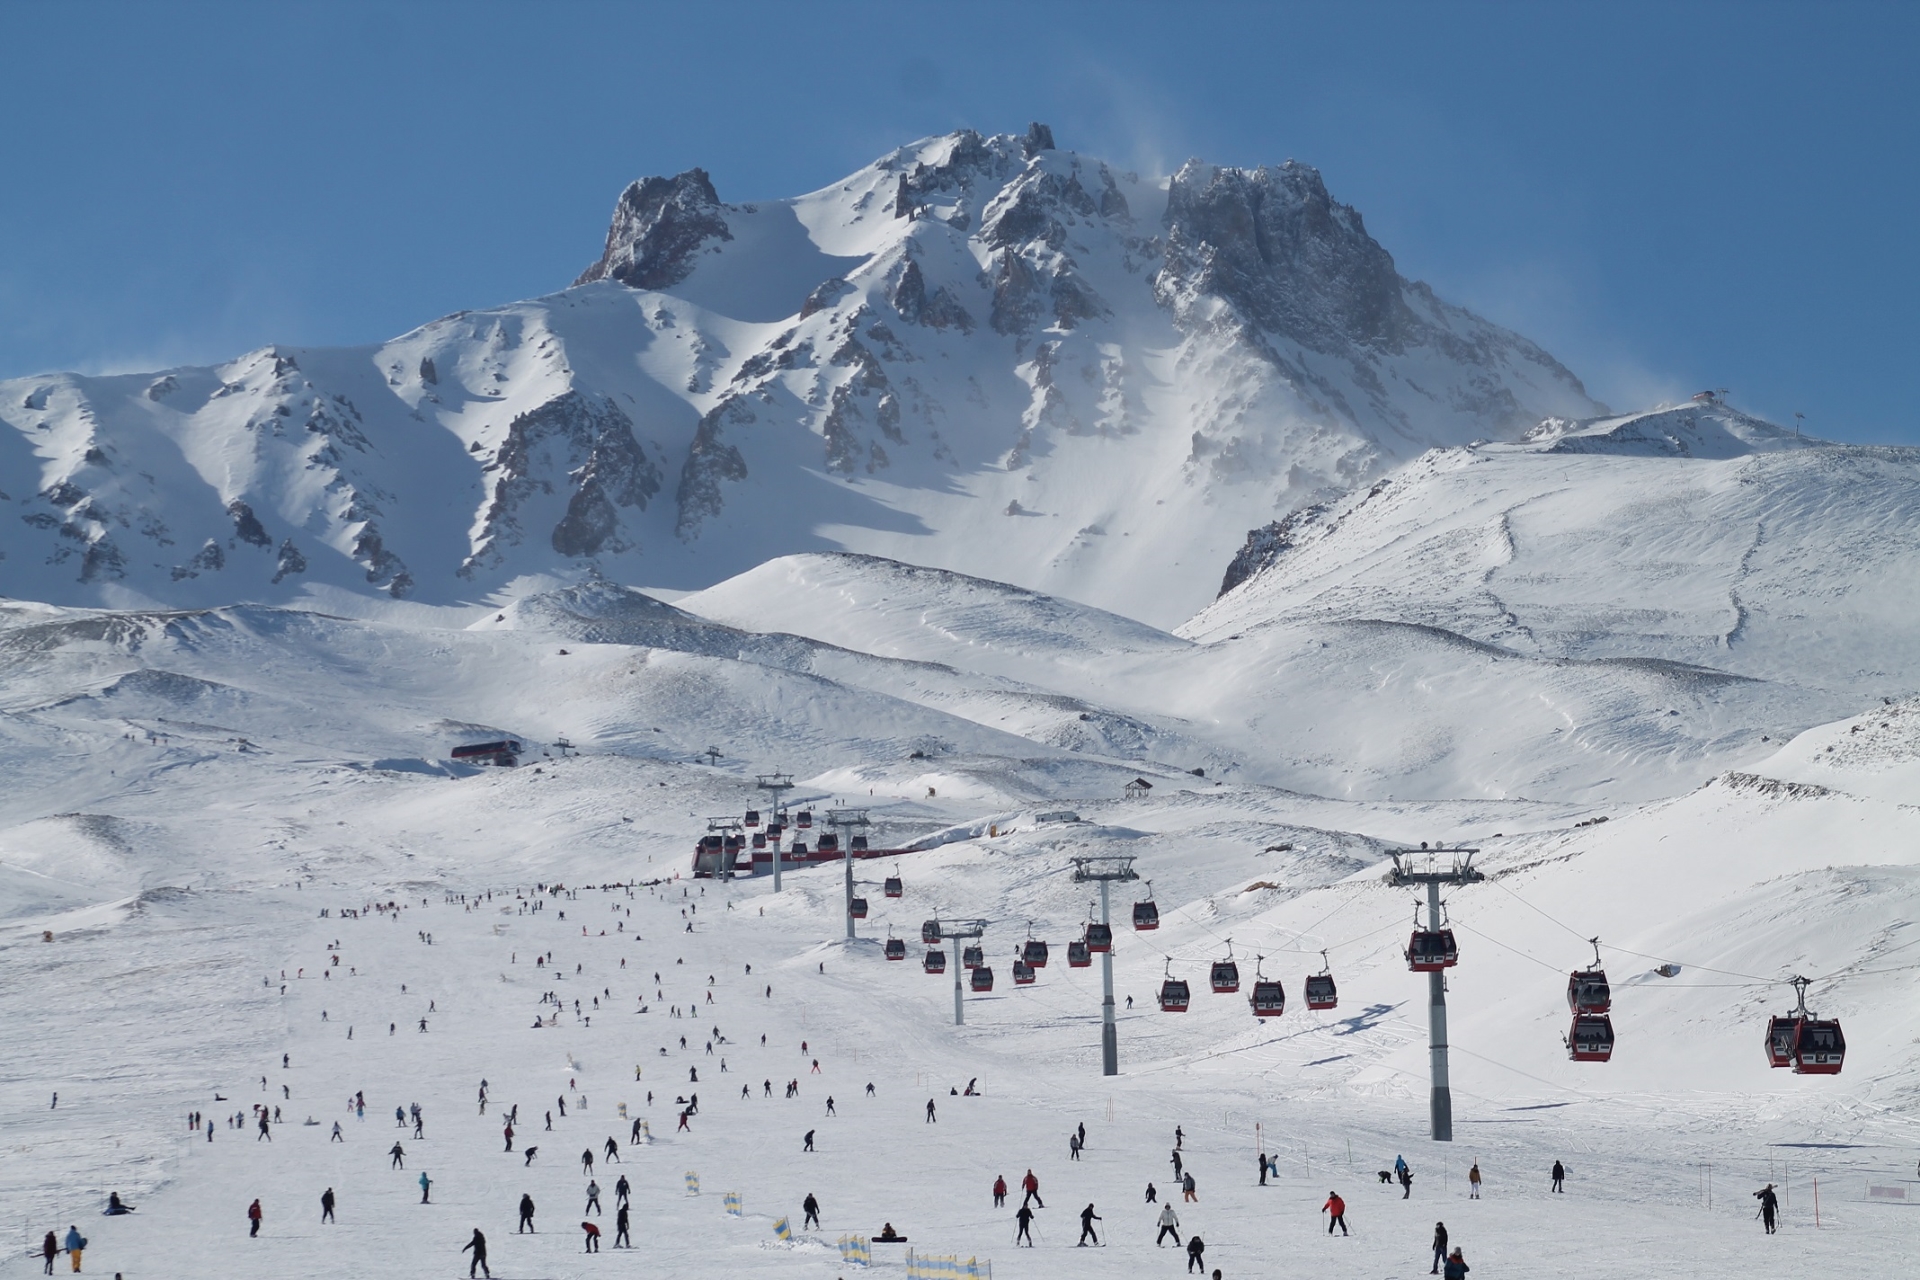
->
xmin=574 ymin=168 xmax=731 ymax=290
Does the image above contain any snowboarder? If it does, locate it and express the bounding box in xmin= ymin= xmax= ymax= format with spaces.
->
xmin=321 ymin=1188 xmax=335 ymax=1223
xmin=581 ymin=1220 xmax=601 ymax=1252
xmin=420 ymin=1172 xmax=432 ymax=1204
xmin=1014 ymin=1204 xmax=1035 ymax=1247
xmin=585 ymin=1180 xmax=601 ymax=1214
xmin=1755 ymin=1183 xmax=1779 ymax=1234
xmin=518 ymin=1193 xmax=536 ymax=1233
xmin=615 ymin=1203 xmax=631 ymax=1247
xmin=1185 ymin=1234 xmax=1206 ymax=1273
xmin=247 ymin=1199 xmax=263 ymax=1238
xmin=463 ymin=1228 xmax=490 ymax=1277
xmin=1077 ymin=1203 xmax=1101 ymax=1246
xmin=804 ymin=1129 xmax=815 ymax=1152
xmin=1468 ymin=1162 xmax=1481 ymax=1199
xmin=1551 ymin=1160 xmax=1565 ymax=1193
xmin=803 ymin=1193 xmax=821 ymax=1230
xmin=1322 ymin=1191 xmax=1347 ymax=1235
xmin=1431 ymin=1221 xmax=1449 ymax=1274
xmin=992 ymin=1176 xmax=1007 ymax=1207
xmin=390 ymin=1142 xmax=405 ymax=1169
xmin=1021 ymin=1170 xmax=1043 ymax=1208
xmin=1156 ymin=1203 xmax=1181 ymax=1246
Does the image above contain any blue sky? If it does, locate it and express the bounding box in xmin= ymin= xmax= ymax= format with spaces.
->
xmin=3 ymin=0 xmax=1915 ymax=442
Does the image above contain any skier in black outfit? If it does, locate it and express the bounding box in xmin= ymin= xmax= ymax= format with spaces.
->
xmin=803 ymin=1193 xmax=821 ymax=1230
xmin=615 ymin=1203 xmax=631 ymax=1248
xmin=615 ymin=1175 xmax=631 ymax=1206
xmin=1755 ymin=1184 xmax=1779 ymax=1233
xmin=1551 ymin=1160 xmax=1565 ymax=1193
xmin=1014 ymin=1204 xmax=1035 ymax=1246
xmin=1258 ymin=1150 xmax=1267 ymax=1185
xmin=321 ymin=1188 xmax=335 ymax=1223
xmin=1078 ymin=1204 xmax=1101 ymax=1246
xmin=463 ymin=1228 xmax=490 ymax=1278
xmin=390 ymin=1142 xmax=405 ymax=1169
xmin=1186 ymin=1235 xmax=1206 ymax=1273
xmin=1431 ymin=1221 xmax=1449 ymax=1274
xmin=41 ymin=1231 xmax=56 ymax=1275
xmin=518 ymin=1193 xmax=536 ymax=1233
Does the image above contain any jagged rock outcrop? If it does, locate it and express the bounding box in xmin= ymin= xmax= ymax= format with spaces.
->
xmin=574 ymin=169 xmax=732 ymax=290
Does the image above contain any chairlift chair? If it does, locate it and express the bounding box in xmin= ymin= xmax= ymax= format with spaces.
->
xmin=1209 ymin=940 xmax=1241 ymax=994
xmin=883 ymin=936 xmax=906 ymax=961
xmin=1565 ymin=1013 xmax=1615 ymax=1062
xmin=1132 ymin=882 xmax=1160 ymax=931
xmin=923 ymin=949 xmax=947 ymax=975
xmin=1249 ymin=956 xmax=1286 ymax=1017
xmin=1568 ymin=938 xmax=1611 ymax=1014
xmin=1067 ymin=939 xmax=1092 ymax=968
xmin=971 ymin=965 xmax=995 ymax=992
xmin=849 ymin=896 xmax=868 ymax=920
xmin=1012 ymin=957 xmax=1036 ymax=985
xmin=1304 ymin=951 xmax=1339 ymax=1011
xmin=961 ymin=944 xmax=984 ymax=970
xmin=1157 ymin=961 xmax=1191 ymax=1012
xmin=883 ymin=873 xmax=904 ymax=898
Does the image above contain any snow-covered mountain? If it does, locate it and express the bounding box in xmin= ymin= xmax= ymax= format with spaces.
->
xmin=0 ymin=124 xmax=1600 ymax=624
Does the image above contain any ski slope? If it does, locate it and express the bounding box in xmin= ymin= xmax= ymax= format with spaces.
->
xmin=6 ymin=568 xmax=1920 ymax=1280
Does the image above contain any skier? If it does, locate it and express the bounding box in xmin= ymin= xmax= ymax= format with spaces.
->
xmin=1145 ymin=1182 xmax=1157 ymax=1203
xmin=518 ymin=1193 xmax=536 ymax=1233
xmin=1322 ymin=1190 xmax=1347 ymax=1235
xmin=523 ymin=1146 xmax=538 ymax=1167
xmin=585 ymin=1180 xmax=601 ymax=1214
xmin=926 ymin=1099 xmax=937 ymax=1123
xmin=992 ymin=1175 xmax=1008 ymax=1207
xmin=581 ymin=1220 xmax=601 ymax=1252
xmin=1551 ymin=1160 xmax=1565 ymax=1193
xmin=256 ymin=1113 xmax=271 ymax=1141
xmin=803 ymin=1193 xmax=821 ymax=1231
xmin=1077 ymin=1203 xmax=1101 ymax=1246
xmin=615 ymin=1202 xmax=631 ymax=1247
xmin=331 ymin=1121 xmax=343 ymax=1143
xmin=1182 ymin=1171 xmax=1197 ymax=1202
xmin=1021 ymin=1169 xmax=1044 ymax=1208
xmin=1444 ymin=1247 xmax=1470 ymax=1279
xmin=581 ymin=1148 xmax=594 ymax=1174
xmin=804 ymin=1129 xmax=815 ymax=1152
xmin=1078 ymin=1121 xmax=1087 ymax=1148
xmin=1431 ymin=1221 xmax=1449 ymax=1274
xmin=1185 ymin=1234 xmax=1206 ymax=1274
xmin=390 ymin=1141 xmax=405 ymax=1169
xmin=1399 ymin=1162 xmax=1414 ymax=1199
xmin=615 ymin=1175 xmax=631 ymax=1207
xmin=247 ymin=1199 xmax=263 ymax=1238
xmin=420 ymin=1172 xmax=432 ymax=1204
xmin=1014 ymin=1204 xmax=1035 ymax=1247
xmin=321 ymin=1188 xmax=335 ymax=1223
xmin=1468 ymin=1162 xmax=1482 ymax=1199
xmin=463 ymin=1228 xmax=490 ymax=1278
xmin=1171 ymin=1148 xmax=1184 ymax=1179
xmin=503 ymin=1124 xmax=513 ymax=1152
xmin=1175 ymin=1125 xmax=1184 ymax=1149
xmin=1755 ymin=1183 xmax=1779 ymax=1234
xmin=826 ymin=1096 xmax=836 ymax=1116
xmin=1156 ymin=1202 xmax=1181 ymax=1246
xmin=604 ymin=1136 xmax=619 ymax=1162
xmin=1069 ymin=1133 xmax=1082 ymax=1161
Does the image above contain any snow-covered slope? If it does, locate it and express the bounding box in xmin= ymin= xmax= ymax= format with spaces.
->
xmin=0 ymin=125 xmax=1600 ymax=625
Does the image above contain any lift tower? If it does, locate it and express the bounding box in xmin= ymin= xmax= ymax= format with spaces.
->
xmin=754 ymin=774 xmax=794 ymax=890
xmin=1386 ymin=845 xmax=1483 ymax=1142
xmin=827 ymin=808 xmax=872 ymax=939
xmin=1071 ymin=855 xmax=1138 ymax=1077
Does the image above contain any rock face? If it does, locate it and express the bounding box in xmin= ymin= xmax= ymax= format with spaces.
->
xmin=574 ymin=170 xmax=732 ymax=290
xmin=0 ymin=126 xmax=1606 ymax=624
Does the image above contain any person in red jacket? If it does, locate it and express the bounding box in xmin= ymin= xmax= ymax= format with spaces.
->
xmin=248 ymin=1199 xmax=264 ymax=1237
xmin=581 ymin=1221 xmax=601 ymax=1253
xmin=992 ymin=1176 xmax=1008 ymax=1207
xmin=1020 ymin=1170 xmax=1043 ymax=1209
xmin=1322 ymin=1191 xmax=1347 ymax=1236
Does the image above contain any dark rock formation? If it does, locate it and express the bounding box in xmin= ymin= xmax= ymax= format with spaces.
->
xmin=574 ymin=170 xmax=732 ymax=290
